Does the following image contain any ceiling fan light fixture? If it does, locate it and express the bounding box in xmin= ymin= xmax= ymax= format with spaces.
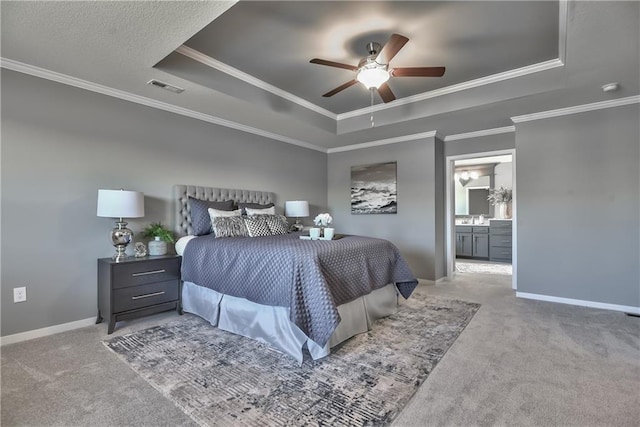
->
xmin=357 ymin=66 xmax=390 ymax=89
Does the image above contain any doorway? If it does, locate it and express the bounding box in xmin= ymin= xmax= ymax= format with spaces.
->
xmin=445 ymin=149 xmax=517 ymax=290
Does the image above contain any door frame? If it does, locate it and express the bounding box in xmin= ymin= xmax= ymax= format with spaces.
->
xmin=445 ymin=148 xmax=517 ymax=290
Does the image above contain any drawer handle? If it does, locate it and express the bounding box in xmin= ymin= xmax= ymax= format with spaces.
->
xmin=131 ymin=269 xmax=165 ymax=277
xmin=131 ymin=291 xmax=165 ymax=300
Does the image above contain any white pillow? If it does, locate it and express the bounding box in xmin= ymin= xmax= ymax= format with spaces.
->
xmin=245 ymin=206 xmax=276 ymax=215
xmin=208 ymin=207 xmax=241 ymax=222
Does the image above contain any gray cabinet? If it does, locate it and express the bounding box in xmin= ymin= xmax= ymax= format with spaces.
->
xmin=473 ymin=233 xmax=489 ymax=258
xmin=490 ymin=220 xmax=512 ymax=262
xmin=456 ymin=227 xmax=473 ymax=257
xmin=456 ymin=225 xmax=489 ymax=259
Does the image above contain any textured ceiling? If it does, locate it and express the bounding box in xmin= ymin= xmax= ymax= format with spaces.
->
xmin=1 ymin=1 xmax=638 ymax=151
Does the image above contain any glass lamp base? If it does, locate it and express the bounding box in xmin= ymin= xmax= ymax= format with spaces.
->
xmin=111 ymin=220 xmax=133 ymax=262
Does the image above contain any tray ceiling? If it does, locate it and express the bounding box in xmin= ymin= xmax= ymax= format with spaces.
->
xmin=160 ymin=1 xmax=559 ymax=115
xmin=1 ymin=1 xmax=638 ymax=151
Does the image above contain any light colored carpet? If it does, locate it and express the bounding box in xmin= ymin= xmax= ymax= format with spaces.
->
xmin=2 ymin=275 xmax=639 ymax=426
xmin=104 ymin=295 xmax=479 ymax=426
xmin=456 ymin=260 xmax=512 ymax=275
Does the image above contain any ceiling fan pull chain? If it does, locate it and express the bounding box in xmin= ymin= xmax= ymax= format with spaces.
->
xmin=370 ymin=88 xmax=375 ymax=127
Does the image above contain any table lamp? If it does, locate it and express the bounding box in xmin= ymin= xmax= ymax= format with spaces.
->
xmin=285 ymin=200 xmax=309 ymax=232
xmin=97 ymin=189 xmax=145 ymax=261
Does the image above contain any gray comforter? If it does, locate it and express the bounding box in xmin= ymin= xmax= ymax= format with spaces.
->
xmin=181 ymin=233 xmax=418 ymax=346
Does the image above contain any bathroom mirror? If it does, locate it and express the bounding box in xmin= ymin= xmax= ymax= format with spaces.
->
xmin=468 ymin=187 xmax=490 ymax=215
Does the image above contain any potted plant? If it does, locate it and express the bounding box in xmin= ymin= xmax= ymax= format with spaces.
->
xmin=487 ymin=187 xmax=513 ymax=219
xmin=142 ymin=222 xmax=175 ymax=256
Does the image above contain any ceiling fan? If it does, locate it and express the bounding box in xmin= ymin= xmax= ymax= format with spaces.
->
xmin=310 ymin=33 xmax=445 ymax=103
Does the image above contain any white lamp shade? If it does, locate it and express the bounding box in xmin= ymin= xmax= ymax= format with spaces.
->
xmin=285 ymin=200 xmax=309 ymax=217
xmin=97 ymin=189 xmax=145 ymax=218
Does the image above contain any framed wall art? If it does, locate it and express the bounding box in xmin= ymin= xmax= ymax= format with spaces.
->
xmin=351 ymin=161 xmax=397 ymax=214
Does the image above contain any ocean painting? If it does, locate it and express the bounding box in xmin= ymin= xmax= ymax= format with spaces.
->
xmin=351 ymin=161 xmax=397 ymax=214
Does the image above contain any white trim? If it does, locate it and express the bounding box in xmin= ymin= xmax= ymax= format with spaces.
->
xmin=0 ymin=317 xmax=96 ymax=346
xmin=511 ymin=96 xmax=640 ymax=123
xmin=326 ymin=130 xmax=438 ymax=153
xmin=516 ymin=292 xmax=640 ymax=315
xmin=337 ymin=59 xmax=564 ymax=120
xmin=0 ymin=58 xmax=328 ymax=153
xmin=445 ymin=149 xmax=517 ymax=290
xmin=176 ymin=45 xmax=337 ymax=120
xmin=558 ymin=0 xmax=568 ymax=64
xmin=444 ymin=126 xmax=516 ymax=142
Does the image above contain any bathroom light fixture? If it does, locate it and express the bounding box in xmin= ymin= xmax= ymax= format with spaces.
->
xmin=455 ymin=170 xmax=479 ymax=186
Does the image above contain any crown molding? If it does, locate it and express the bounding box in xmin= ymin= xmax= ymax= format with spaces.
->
xmin=327 ymin=130 xmax=438 ymax=153
xmin=558 ymin=0 xmax=568 ymax=64
xmin=176 ymin=45 xmax=338 ymax=120
xmin=0 ymin=58 xmax=327 ymax=153
xmin=444 ymin=126 xmax=516 ymax=142
xmin=337 ymin=59 xmax=564 ymax=120
xmin=511 ymin=96 xmax=640 ymax=123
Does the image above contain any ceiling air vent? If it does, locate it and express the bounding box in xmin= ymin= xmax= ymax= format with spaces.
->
xmin=147 ymin=79 xmax=184 ymax=93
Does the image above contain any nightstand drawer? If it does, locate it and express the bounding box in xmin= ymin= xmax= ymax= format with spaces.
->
xmin=113 ymin=258 xmax=181 ymax=289
xmin=113 ymin=280 xmax=179 ymax=312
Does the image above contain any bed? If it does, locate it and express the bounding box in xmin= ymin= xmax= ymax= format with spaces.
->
xmin=174 ymin=185 xmax=418 ymax=363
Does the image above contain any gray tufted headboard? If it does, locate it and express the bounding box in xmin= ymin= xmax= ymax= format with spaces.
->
xmin=174 ymin=185 xmax=275 ymax=236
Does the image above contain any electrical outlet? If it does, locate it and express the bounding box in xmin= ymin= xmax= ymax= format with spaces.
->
xmin=13 ymin=287 xmax=27 ymax=303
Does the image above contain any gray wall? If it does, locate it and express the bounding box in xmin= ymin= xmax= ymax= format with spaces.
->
xmin=327 ymin=137 xmax=444 ymax=280
xmin=445 ymin=131 xmax=515 ymax=157
xmin=516 ymin=104 xmax=639 ymax=308
xmin=1 ymin=70 xmax=327 ymax=336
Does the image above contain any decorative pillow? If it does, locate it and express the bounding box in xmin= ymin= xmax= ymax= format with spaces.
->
xmin=188 ymin=197 xmax=234 ymax=236
xmin=245 ymin=206 xmax=276 ymax=216
xmin=243 ymin=215 xmax=272 ymax=237
xmin=238 ymin=202 xmax=274 ymax=215
xmin=263 ymin=214 xmax=289 ymax=235
xmin=211 ymin=216 xmax=249 ymax=238
xmin=208 ymin=207 xmax=241 ymax=225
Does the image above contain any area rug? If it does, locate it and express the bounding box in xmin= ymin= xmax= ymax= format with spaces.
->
xmin=104 ymin=292 xmax=479 ymax=427
xmin=456 ymin=261 xmax=512 ymax=275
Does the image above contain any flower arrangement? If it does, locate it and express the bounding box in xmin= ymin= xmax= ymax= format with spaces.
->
xmin=313 ymin=213 xmax=333 ymax=227
xmin=487 ymin=187 xmax=513 ymax=205
xmin=142 ymin=222 xmax=175 ymax=243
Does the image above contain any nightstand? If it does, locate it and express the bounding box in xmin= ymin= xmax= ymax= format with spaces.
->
xmin=97 ymin=255 xmax=182 ymax=334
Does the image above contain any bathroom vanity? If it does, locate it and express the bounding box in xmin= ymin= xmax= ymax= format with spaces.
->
xmin=456 ymin=219 xmax=512 ymax=262
xmin=455 ymin=225 xmax=489 ymax=259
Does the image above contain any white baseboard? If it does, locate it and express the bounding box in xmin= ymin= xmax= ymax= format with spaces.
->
xmin=0 ymin=317 xmax=96 ymax=346
xmin=417 ymin=277 xmax=447 ymax=286
xmin=516 ymin=292 xmax=640 ymax=315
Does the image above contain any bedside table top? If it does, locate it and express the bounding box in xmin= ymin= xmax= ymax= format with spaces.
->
xmin=98 ymin=254 xmax=181 ymax=265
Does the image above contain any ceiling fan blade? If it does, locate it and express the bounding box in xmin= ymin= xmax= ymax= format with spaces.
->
xmin=375 ymin=34 xmax=409 ymax=65
xmin=376 ymin=83 xmax=396 ymax=103
xmin=391 ymin=67 xmax=446 ymax=77
xmin=310 ymin=58 xmax=358 ymax=71
xmin=323 ymin=79 xmax=359 ymax=97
